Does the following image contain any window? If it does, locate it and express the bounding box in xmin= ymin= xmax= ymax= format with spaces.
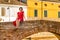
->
xmin=44 ymin=10 xmax=47 ymax=17
xmin=1 ymin=7 xmax=5 ymax=16
xmin=21 ymin=0 xmax=27 ymax=4
xmin=35 ymin=3 xmax=38 ymax=5
xmin=44 ymin=4 xmax=47 ymax=6
xmin=58 ymin=6 xmax=60 ymax=8
xmin=34 ymin=10 xmax=38 ymax=17
xmin=58 ymin=11 xmax=60 ymax=18
xmin=17 ymin=0 xmax=27 ymax=4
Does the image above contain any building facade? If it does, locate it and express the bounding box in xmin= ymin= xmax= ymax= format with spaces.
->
xmin=27 ymin=0 xmax=60 ymax=21
xmin=0 ymin=0 xmax=60 ymax=22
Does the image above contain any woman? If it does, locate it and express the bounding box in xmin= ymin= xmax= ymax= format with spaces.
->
xmin=13 ymin=7 xmax=25 ymax=28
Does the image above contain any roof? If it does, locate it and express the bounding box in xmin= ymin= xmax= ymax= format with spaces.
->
xmin=0 ymin=0 xmax=27 ymax=6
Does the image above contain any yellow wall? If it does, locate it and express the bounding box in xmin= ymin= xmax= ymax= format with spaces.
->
xmin=27 ymin=0 xmax=60 ymax=20
xmin=43 ymin=1 xmax=58 ymax=19
xmin=27 ymin=0 xmax=41 ymax=20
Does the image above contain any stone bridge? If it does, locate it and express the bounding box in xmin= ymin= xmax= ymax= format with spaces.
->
xmin=0 ymin=20 xmax=60 ymax=40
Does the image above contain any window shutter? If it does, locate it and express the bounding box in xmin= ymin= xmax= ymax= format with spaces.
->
xmin=34 ymin=10 xmax=38 ymax=17
xmin=44 ymin=10 xmax=47 ymax=17
xmin=58 ymin=12 xmax=60 ymax=18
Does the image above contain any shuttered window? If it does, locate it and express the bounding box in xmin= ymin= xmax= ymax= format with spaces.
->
xmin=44 ymin=10 xmax=47 ymax=17
xmin=34 ymin=10 xmax=38 ymax=17
xmin=58 ymin=12 xmax=60 ymax=18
